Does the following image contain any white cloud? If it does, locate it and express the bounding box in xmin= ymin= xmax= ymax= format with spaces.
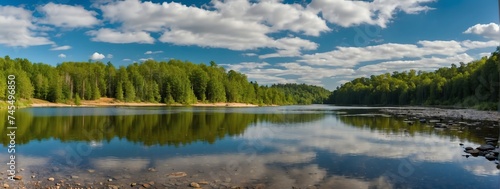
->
xmin=58 ymin=53 xmax=66 ymax=58
xmin=0 ymin=6 xmax=53 ymax=47
xmin=213 ymin=0 xmax=330 ymax=36
xmin=106 ymin=54 xmax=113 ymax=58
xmin=479 ymin=52 xmax=491 ymax=58
xmin=224 ymin=61 xmax=354 ymax=86
xmin=308 ymin=0 xmax=435 ymax=28
xmin=87 ymin=28 xmax=155 ymax=44
xmin=464 ymin=23 xmax=500 ymax=41
xmin=139 ymin=58 xmax=153 ymax=62
xmin=242 ymin=53 xmax=257 ymax=57
xmin=90 ymin=52 xmax=105 ymax=60
xmin=122 ymin=58 xmax=131 ymax=61
xmin=461 ymin=40 xmax=498 ymax=49
xmin=357 ymin=53 xmax=474 ymax=74
xmin=97 ymin=0 xmax=320 ymax=57
xmin=38 ymin=3 xmax=99 ymax=28
xmin=299 ymin=40 xmax=491 ymax=67
xmin=144 ymin=50 xmax=163 ymax=54
xmin=50 ymin=45 xmax=71 ymax=50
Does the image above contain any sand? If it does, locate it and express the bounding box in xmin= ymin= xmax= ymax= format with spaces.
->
xmin=28 ymin=98 xmax=260 ymax=108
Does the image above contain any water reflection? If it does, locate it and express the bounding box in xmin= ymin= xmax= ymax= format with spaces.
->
xmin=1 ymin=107 xmax=326 ymax=146
xmin=0 ymin=106 xmax=498 ymax=188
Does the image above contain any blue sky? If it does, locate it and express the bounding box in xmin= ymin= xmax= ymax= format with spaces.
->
xmin=0 ymin=0 xmax=498 ymax=90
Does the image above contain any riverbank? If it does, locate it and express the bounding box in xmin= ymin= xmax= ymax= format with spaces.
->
xmin=27 ymin=98 xmax=261 ymax=108
xmin=380 ymin=107 xmax=500 ymax=122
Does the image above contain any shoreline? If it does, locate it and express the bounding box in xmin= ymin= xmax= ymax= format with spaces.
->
xmin=27 ymin=98 xmax=262 ymax=108
xmin=380 ymin=107 xmax=500 ymax=122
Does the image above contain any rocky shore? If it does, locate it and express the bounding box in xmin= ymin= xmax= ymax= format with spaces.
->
xmin=380 ymin=107 xmax=500 ymax=122
xmin=1 ymin=170 xmax=269 ymax=189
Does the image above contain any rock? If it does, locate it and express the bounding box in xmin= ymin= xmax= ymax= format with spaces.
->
xmin=168 ymin=172 xmax=187 ymax=178
xmin=148 ymin=181 xmax=155 ymax=185
xmin=485 ymin=137 xmax=498 ymax=143
xmin=190 ymin=182 xmax=201 ymax=188
xmin=477 ymin=144 xmax=495 ymax=151
xmin=3 ymin=183 xmax=9 ymax=188
xmin=31 ymin=175 xmax=35 ymax=178
xmin=48 ymin=177 xmax=55 ymax=181
xmin=148 ymin=168 xmax=156 ymax=172
xmin=13 ymin=175 xmax=22 ymax=180
xmin=87 ymin=169 xmax=95 ymax=173
xmin=108 ymin=178 xmax=113 ymax=182
xmin=485 ymin=153 xmax=497 ymax=160
xmin=199 ymin=181 xmax=209 ymax=185
xmin=108 ymin=185 xmax=119 ymax=189
xmin=466 ymin=149 xmax=480 ymax=156
xmin=492 ymin=149 xmax=500 ymax=155
xmin=70 ymin=175 xmax=79 ymax=179
xmin=459 ymin=143 xmax=464 ymax=146
xmin=465 ymin=147 xmax=473 ymax=151
xmin=130 ymin=183 xmax=137 ymax=187
xmin=142 ymin=183 xmax=151 ymax=188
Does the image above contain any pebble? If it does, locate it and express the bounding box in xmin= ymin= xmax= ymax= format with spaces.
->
xmin=87 ymin=169 xmax=95 ymax=173
xmin=142 ymin=183 xmax=151 ymax=188
xmin=108 ymin=178 xmax=113 ymax=182
xmin=168 ymin=172 xmax=187 ymax=178
xmin=3 ymin=183 xmax=8 ymax=188
xmin=13 ymin=175 xmax=22 ymax=180
xmin=48 ymin=177 xmax=55 ymax=181
xmin=70 ymin=176 xmax=79 ymax=179
xmin=130 ymin=183 xmax=137 ymax=187
xmin=190 ymin=182 xmax=201 ymax=188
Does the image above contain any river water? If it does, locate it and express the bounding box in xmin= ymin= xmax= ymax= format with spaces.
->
xmin=1 ymin=105 xmax=499 ymax=188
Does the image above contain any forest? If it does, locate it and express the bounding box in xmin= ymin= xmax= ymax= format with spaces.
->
xmin=0 ymin=56 xmax=330 ymax=106
xmin=328 ymin=48 xmax=500 ymax=110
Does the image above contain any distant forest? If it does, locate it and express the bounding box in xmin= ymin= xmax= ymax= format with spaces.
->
xmin=328 ymin=48 xmax=499 ymax=110
xmin=0 ymin=57 xmax=330 ymax=105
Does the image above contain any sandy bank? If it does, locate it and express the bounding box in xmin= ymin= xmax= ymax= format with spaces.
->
xmin=29 ymin=98 xmax=261 ymax=108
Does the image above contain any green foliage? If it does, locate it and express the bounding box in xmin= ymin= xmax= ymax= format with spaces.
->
xmin=330 ymin=49 xmax=500 ymax=110
xmin=0 ymin=56 xmax=332 ymax=105
xmin=74 ymin=93 xmax=81 ymax=106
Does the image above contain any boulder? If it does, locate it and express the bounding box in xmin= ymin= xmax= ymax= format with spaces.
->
xmin=477 ymin=144 xmax=495 ymax=151
xmin=466 ymin=149 xmax=480 ymax=156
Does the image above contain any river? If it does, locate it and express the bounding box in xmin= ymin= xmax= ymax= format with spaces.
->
xmin=0 ymin=105 xmax=499 ymax=188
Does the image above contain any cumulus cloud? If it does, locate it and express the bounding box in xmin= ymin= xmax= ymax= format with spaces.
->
xmin=224 ymin=61 xmax=354 ymax=86
xmin=50 ymin=45 xmax=71 ymax=50
xmin=464 ymin=23 xmax=500 ymax=41
xmin=90 ymin=52 xmax=105 ymax=60
xmin=299 ymin=40 xmax=493 ymax=67
xmin=357 ymin=53 xmax=474 ymax=74
xmin=0 ymin=6 xmax=53 ymax=47
xmin=308 ymin=0 xmax=435 ymax=28
xmin=87 ymin=28 xmax=155 ymax=44
xmin=97 ymin=0 xmax=321 ymax=57
xmin=38 ymin=3 xmax=99 ymax=28
xmin=58 ymin=53 xmax=66 ymax=58
xmin=144 ymin=50 xmax=163 ymax=54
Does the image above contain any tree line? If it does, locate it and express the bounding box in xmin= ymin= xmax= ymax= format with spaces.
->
xmin=0 ymin=56 xmax=330 ymax=105
xmin=328 ymin=48 xmax=499 ymax=110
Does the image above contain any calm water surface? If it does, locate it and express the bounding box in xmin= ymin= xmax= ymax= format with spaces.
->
xmin=1 ymin=105 xmax=499 ymax=188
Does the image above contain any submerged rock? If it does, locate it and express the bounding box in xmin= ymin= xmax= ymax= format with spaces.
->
xmin=477 ymin=144 xmax=495 ymax=151
xmin=466 ymin=149 xmax=480 ymax=156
